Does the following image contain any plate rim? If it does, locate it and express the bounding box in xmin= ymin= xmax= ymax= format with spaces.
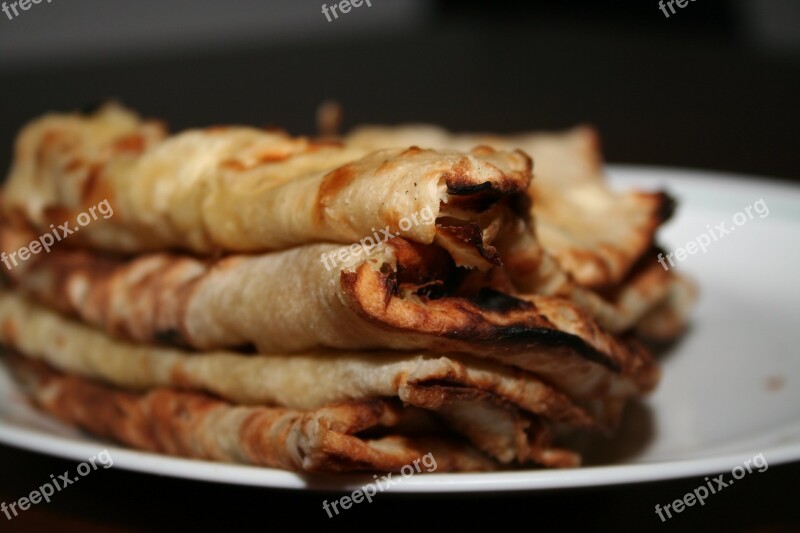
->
xmin=1 ymin=421 xmax=798 ymax=493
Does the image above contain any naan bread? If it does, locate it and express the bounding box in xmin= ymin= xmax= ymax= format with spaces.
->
xmin=493 ymin=217 xmax=677 ymax=334
xmin=0 ymin=290 xmax=596 ymax=430
xmin=2 ymin=107 xmax=690 ymax=339
xmin=0 ymin=231 xmax=658 ymax=402
xmin=0 ymin=107 xmax=693 ymax=474
xmin=2 ymin=104 xmax=530 ymax=260
xmin=346 ymin=124 xmax=690 ymax=339
xmin=8 ymin=355 xmax=500 ymax=473
xmin=346 ymin=124 xmax=672 ymax=288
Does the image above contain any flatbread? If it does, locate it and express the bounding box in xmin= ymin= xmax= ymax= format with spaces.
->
xmin=1 ymin=108 xmax=690 ymax=339
xmin=0 ymin=231 xmax=658 ymax=402
xmin=2 ymin=104 xmax=530 ymax=260
xmin=0 ymin=107 xmax=691 ymax=474
xmin=8 ymin=355 xmax=500 ymax=473
xmin=346 ymin=124 xmax=673 ymax=288
xmin=0 ymin=290 xmax=596 ymax=430
xmin=345 ymin=124 xmax=690 ymax=338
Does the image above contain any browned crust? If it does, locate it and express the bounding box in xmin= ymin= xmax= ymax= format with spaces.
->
xmin=17 ymin=119 xmax=164 ymax=236
xmin=543 ymin=191 xmax=676 ymax=289
xmin=340 ymin=264 xmax=659 ymax=401
xmin=0 ymin=225 xmax=657 ymax=400
xmin=0 ymin=285 xmax=600 ymax=432
xmin=341 ymin=255 xmax=657 ymax=390
xmin=5 ymin=106 xmax=535 ymax=256
xmin=443 ymin=149 xmax=531 ymax=213
xmin=7 ymin=355 xmax=498 ymax=473
xmin=315 ymin=162 xmax=358 ymax=224
xmin=434 ymin=398 xmax=581 ymax=468
xmin=434 ymin=223 xmax=502 ymax=271
xmin=402 ymin=377 xmax=594 ymax=430
xmin=344 ymin=264 xmax=620 ymax=371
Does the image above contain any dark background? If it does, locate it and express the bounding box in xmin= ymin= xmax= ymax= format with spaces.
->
xmin=1 ymin=1 xmax=799 ymax=531
xmin=1 ymin=0 xmax=799 ymax=180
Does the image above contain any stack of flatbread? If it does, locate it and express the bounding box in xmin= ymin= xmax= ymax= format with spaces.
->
xmin=0 ymin=104 xmax=694 ymax=473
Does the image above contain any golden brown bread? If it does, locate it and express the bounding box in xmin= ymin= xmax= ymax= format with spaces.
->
xmin=0 ymin=106 xmax=691 ymax=342
xmin=345 ymin=123 xmax=693 ymax=340
xmin=7 ymin=355 xmax=501 ymax=473
xmin=0 ymin=106 xmax=697 ymax=474
xmin=2 ymin=104 xmax=530 ymax=261
xmin=346 ymin=124 xmax=672 ymax=288
xmin=0 ymin=231 xmax=658 ymax=402
xmin=0 ymin=290 xmax=597 ymax=430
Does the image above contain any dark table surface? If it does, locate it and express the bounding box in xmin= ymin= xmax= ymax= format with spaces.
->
xmin=1 ymin=443 xmax=798 ymax=531
xmin=1 ymin=14 xmax=799 ymax=533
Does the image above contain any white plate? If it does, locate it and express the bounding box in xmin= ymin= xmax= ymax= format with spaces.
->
xmin=1 ymin=165 xmax=799 ymax=492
